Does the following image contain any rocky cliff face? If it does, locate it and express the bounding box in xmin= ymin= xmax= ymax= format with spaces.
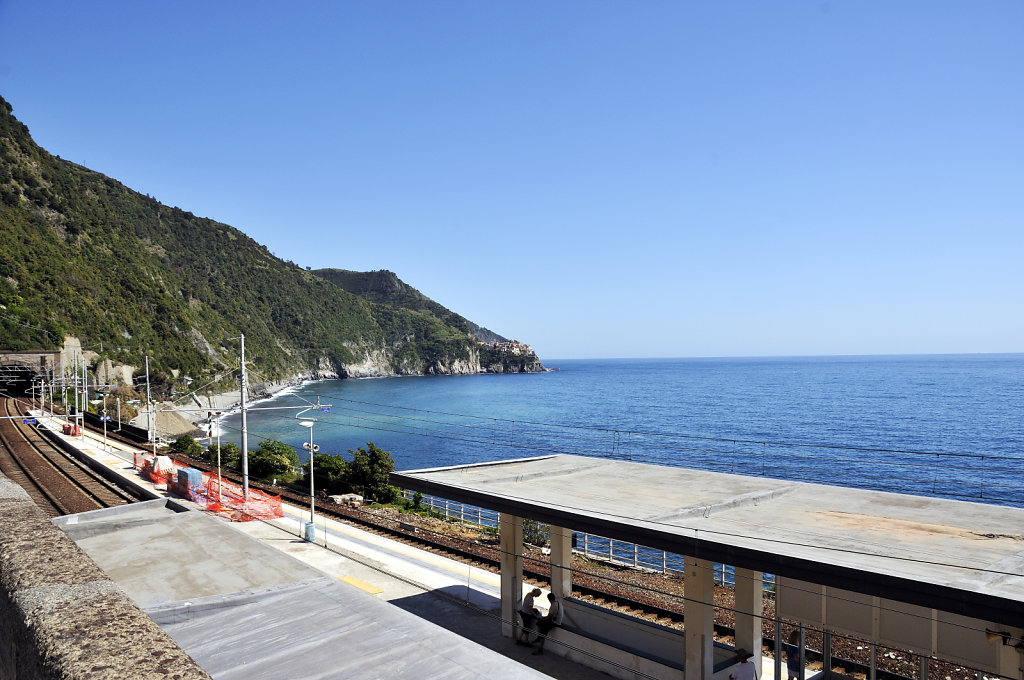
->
xmin=482 ymin=358 xmax=546 ymax=374
xmin=333 ymin=344 xmax=545 ymax=378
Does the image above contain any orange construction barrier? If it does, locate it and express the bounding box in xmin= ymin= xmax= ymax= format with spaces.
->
xmin=200 ymin=471 xmax=283 ymax=521
xmin=131 ymin=453 xmax=282 ymax=521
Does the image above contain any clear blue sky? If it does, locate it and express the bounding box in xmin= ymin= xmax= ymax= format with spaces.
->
xmin=2 ymin=2 xmax=1021 ymax=360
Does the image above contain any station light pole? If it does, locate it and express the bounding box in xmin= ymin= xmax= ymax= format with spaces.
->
xmin=299 ymin=419 xmax=319 ymax=541
xmin=215 ymin=411 xmax=223 ymax=502
xmin=100 ymin=410 xmax=111 ymax=452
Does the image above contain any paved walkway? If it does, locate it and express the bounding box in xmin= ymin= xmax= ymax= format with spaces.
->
xmin=31 ymin=411 xmax=603 ymax=679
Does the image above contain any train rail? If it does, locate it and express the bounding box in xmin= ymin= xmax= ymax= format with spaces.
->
xmin=0 ymin=397 xmax=139 ymax=517
xmin=79 ymin=419 xmax=912 ymax=680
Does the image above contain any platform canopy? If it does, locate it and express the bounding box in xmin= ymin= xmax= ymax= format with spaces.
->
xmin=392 ymin=454 xmax=1024 ymax=627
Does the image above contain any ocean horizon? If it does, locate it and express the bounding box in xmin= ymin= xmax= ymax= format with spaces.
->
xmin=226 ymin=353 xmax=1024 ymax=507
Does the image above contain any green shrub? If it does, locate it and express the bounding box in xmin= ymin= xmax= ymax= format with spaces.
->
xmin=249 ymin=439 xmax=300 ymax=480
xmin=346 ymin=442 xmax=398 ymax=503
xmin=169 ymin=434 xmax=202 ymax=457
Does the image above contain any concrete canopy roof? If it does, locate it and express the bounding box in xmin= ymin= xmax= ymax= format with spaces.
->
xmin=391 ymin=455 xmax=1024 ymax=627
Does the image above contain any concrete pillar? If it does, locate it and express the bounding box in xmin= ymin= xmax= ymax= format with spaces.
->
xmin=550 ymin=524 xmax=573 ymax=599
xmin=997 ymin=638 xmax=1023 ymax=680
xmin=500 ymin=513 xmax=524 ymax=638
xmin=735 ymin=567 xmax=764 ymax=667
xmin=685 ymin=556 xmax=715 ymax=680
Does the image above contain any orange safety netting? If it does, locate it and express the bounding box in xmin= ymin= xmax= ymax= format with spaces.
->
xmin=134 ymin=452 xmax=187 ymax=486
xmin=132 ymin=453 xmax=282 ymax=521
xmin=200 ymin=471 xmax=283 ymax=521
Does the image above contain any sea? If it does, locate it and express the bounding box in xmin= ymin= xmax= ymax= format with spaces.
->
xmin=225 ymin=354 xmax=1024 ymax=508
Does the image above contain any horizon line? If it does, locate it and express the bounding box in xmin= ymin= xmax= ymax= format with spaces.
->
xmin=540 ymin=351 xmax=1024 ymax=362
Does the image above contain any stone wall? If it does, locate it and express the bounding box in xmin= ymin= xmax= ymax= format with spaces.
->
xmin=0 ymin=475 xmax=210 ymax=680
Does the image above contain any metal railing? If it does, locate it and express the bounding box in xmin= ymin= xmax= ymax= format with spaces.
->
xmin=398 ymin=490 xmax=771 ymax=587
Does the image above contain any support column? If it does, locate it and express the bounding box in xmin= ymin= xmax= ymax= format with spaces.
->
xmin=685 ymin=556 xmax=715 ymax=680
xmin=996 ymin=637 xmax=1023 ymax=680
xmin=499 ymin=513 xmax=524 ymax=638
xmin=735 ymin=567 xmax=764 ymax=667
xmin=550 ymin=525 xmax=573 ymax=599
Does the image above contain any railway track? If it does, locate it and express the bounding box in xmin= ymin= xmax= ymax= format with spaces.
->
xmin=0 ymin=397 xmax=139 ymax=517
xmin=163 ymin=448 xmax=705 ymax=628
xmin=83 ymin=421 xmax=914 ymax=680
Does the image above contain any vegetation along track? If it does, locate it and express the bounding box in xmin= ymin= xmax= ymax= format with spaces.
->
xmin=0 ymin=397 xmax=140 ymax=517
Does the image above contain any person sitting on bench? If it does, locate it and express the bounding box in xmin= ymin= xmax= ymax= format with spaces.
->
xmin=533 ymin=593 xmax=563 ymax=655
xmin=516 ymin=588 xmax=542 ymax=645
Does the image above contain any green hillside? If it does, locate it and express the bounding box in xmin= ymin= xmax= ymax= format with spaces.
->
xmin=313 ymin=268 xmax=506 ymax=344
xmin=0 ymin=95 xmax=542 ymax=386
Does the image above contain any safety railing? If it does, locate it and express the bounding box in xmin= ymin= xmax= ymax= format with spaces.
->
xmin=398 ymin=490 xmax=770 ymax=587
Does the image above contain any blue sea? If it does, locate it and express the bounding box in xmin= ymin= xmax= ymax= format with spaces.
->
xmin=224 ymin=354 xmax=1024 ymax=507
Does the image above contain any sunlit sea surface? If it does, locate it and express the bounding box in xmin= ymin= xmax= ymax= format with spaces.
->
xmin=224 ymin=354 xmax=1024 ymax=506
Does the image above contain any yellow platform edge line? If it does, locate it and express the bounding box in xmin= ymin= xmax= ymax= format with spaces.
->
xmin=338 ymin=575 xmax=384 ymax=595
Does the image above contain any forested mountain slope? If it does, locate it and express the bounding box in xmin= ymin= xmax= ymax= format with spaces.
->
xmin=0 ymin=95 xmax=542 ymax=386
xmin=314 ymin=268 xmax=506 ymax=345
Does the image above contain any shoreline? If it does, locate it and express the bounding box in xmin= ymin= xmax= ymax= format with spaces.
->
xmin=172 ymin=361 xmax=551 ymax=437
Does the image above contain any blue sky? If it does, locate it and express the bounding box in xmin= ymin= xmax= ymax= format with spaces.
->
xmin=1 ymin=2 xmax=1021 ymax=360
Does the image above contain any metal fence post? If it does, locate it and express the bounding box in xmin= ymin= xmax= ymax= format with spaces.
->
xmin=774 ymin=617 xmax=782 ymax=680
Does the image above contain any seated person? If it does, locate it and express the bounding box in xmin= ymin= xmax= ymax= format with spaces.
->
xmin=533 ymin=593 xmax=563 ymax=655
xmin=516 ymin=588 xmax=542 ymax=645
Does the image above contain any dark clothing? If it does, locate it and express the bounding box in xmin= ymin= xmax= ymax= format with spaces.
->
xmin=537 ymin=617 xmax=557 ymax=635
xmin=520 ymin=611 xmax=538 ymax=630
xmin=786 ymin=648 xmax=801 ymax=678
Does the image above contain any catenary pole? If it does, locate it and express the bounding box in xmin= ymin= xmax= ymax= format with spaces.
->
xmin=81 ymin=358 xmax=87 ymax=434
xmin=240 ymin=333 xmax=249 ymax=500
xmin=145 ymin=354 xmax=155 ymax=452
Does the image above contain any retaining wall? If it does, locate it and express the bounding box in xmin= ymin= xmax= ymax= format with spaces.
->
xmin=0 ymin=474 xmax=210 ymax=680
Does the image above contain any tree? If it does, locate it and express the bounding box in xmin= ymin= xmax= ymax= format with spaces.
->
xmin=304 ymin=452 xmax=348 ymax=494
xmin=249 ymin=439 xmax=300 ymax=479
xmin=346 ymin=442 xmax=398 ymax=503
xmin=205 ymin=442 xmax=241 ymax=469
xmin=169 ymin=434 xmax=202 ymax=457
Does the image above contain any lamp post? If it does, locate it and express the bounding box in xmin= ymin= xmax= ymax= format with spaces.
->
xmin=100 ymin=410 xmax=110 ymax=452
xmin=214 ymin=411 xmax=223 ymax=502
xmin=299 ymin=420 xmax=319 ymax=541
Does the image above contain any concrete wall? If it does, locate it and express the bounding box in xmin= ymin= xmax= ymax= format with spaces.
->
xmin=0 ymin=475 xmax=210 ymax=680
xmin=540 ymin=598 xmax=737 ymax=680
xmin=778 ymin=576 xmax=1024 ymax=679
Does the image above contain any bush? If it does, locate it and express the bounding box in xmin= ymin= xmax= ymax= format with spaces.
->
xmin=346 ymin=442 xmax=398 ymax=503
xmin=169 ymin=434 xmax=202 ymax=457
xmin=303 ymin=452 xmax=348 ymax=494
xmin=205 ymin=442 xmax=241 ymax=469
xmin=249 ymin=439 xmax=300 ymax=480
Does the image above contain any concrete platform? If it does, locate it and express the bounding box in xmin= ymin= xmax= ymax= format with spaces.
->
xmin=30 ymin=409 xmax=602 ymax=679
xmin=55 ymin=500 xmax=555 ymax=680
xmin=392 ymin=454 xmax=1024 ymax=627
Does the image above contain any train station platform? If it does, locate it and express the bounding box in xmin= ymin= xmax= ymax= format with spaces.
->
xmin=54 ymin=500 xmax=558 ymax=680
xmin=28 ymin=411 xmax=602 ymax=679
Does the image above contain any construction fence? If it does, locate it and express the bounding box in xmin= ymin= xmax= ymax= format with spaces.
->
xmin=133 ymin=452 xmax=282 ymax=521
